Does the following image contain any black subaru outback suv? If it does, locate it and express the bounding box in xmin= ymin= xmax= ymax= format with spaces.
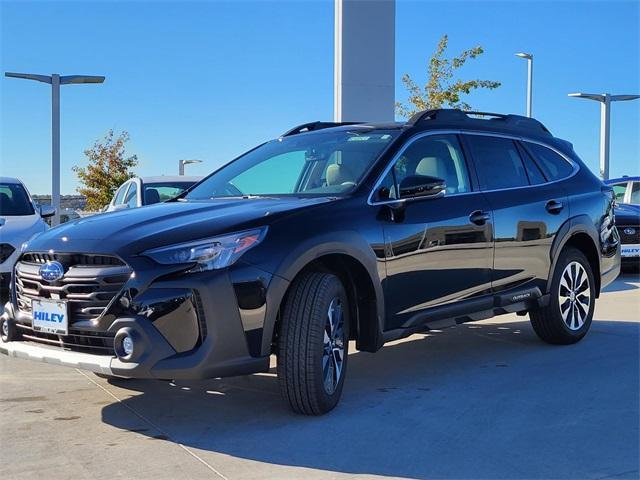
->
xmin=1 ymin=109 xmax=621 ymax=415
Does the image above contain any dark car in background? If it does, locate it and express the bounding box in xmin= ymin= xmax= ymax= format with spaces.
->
xmin=606 ymin=176 xmax=640 ymax=206
xmin=1 ymin=109 xmax=620 ymax=415
xmin=613 ymin=203 xmax=639 ymax=271
xmin=605 ymin=176 xmax=640 ymax=270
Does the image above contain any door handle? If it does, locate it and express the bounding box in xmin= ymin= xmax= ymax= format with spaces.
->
xmin=545 ymin=200 xmax=564 ymax=214
xmin=469 ymin=210 xmax=490 ymax=225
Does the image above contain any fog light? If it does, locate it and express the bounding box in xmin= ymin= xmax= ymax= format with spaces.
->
xmin=122 ymin=335 xmax=134 ymax=356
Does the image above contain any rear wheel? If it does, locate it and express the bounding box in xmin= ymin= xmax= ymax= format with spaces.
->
xmin=530 ymin=247 xmax=595 ymax=344
xmin=277 ymin=272 xmax=349 ymax=415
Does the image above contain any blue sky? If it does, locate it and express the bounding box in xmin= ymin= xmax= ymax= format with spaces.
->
xmin=1 ymin=0 xmax=638 ymax=195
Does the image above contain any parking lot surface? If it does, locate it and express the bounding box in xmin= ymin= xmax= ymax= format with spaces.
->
xmin=1 ymin=273 xmax=638 ymax=480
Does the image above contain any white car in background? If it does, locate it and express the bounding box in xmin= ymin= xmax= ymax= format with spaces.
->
xmin=104 ymin=176 xmax=202 ymax=212
xmin=0 ymin=177 xmax=55 ymax=300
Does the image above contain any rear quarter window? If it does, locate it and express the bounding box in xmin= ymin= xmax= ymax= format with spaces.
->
xmin=524 ymin=142 xmax=574 ymax=181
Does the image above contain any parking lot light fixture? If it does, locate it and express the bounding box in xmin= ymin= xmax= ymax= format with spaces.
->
xmin=179 ymin=159 xmax=203 ymax=175
xmin=568 ymin=92 xmax=640 ymax=180
xmin=4 ymin=72 xmax=105 ymax=226
xmin=515 ymin=53 xmax=533 ymax=117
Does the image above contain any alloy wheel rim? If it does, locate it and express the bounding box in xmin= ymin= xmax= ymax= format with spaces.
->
xmin=558 ymin=261 xmax=591 ymax=331
xmin=323 ymin=297 xmax=345 ymax=395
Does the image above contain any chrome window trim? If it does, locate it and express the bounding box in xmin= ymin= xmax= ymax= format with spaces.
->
xmin=367 ymin=129 xmax=580 ymax=206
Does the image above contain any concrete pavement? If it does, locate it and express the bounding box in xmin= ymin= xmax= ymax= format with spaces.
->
xmin=1 ymin=273 xmax=638 ymax=479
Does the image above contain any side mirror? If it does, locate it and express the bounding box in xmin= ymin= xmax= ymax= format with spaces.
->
xmin=113 ymin=204 xmax=130 ymax=211
xmin=39 ymin=205 xmax=56 ymax=218
xmin=399 ymin=175 xmax=446 ymax=199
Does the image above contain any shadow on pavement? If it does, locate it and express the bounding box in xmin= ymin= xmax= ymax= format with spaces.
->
xmin=101 ymin=319 xmax=639 ymax=479
xmin=603 ymin=271 xmax=639 ymax=292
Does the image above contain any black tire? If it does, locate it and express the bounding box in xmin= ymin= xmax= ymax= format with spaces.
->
xmin=530 ymin=247 xmax=595 ymax=344
xmin=277 ymin=272 xmax=349 ymax=415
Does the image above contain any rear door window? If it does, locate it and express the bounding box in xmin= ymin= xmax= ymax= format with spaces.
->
xmin=524 ymin=143 xmax=574 ymax=181
xmin=464 ymin=135 xmax=529 ymax=190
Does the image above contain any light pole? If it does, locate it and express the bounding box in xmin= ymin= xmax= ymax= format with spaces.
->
xmin=5 ymin=72 xmax=105 ymax=225
xmin=515 ymin=53 xmax=533 ymax=117
xmin=179 ymin=159 xmax=202 ymax=175
xmin=568 ymin=93 xmax=640 ymax=180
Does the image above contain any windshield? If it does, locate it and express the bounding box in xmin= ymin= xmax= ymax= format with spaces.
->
xmin=0 ymin=183 xmax=35 ymax=216
xmin=144 ymin=182 xmax=196 ymax=204
xmin=186 ymin=129 xmax=399 ymax=200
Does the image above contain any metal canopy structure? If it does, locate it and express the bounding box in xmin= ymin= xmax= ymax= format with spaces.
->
xmin=5 ymin=72 xmax=105 ymax=225
xmin=569 ymin=92 xmax=640 ymax=180
xmin=334 ymin=0 xmax=395 ymax=122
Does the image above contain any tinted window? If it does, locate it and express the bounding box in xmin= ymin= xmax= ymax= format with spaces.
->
xmin=0 ymin=183 xmax=35 ymax=216
xmin=611 ymin=183 xmax=628 ymax=203
xmin=124 ymin=182 xmax=138 ymax=208
xmin=631 ymin=182 xmax=640 ymax=204
xmin=465 ymin=136 xmax=529 ymax=190
xmin=525 ymin=143 xmax=574 ymax=181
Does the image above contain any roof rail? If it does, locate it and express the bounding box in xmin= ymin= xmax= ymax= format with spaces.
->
xmin=281 ymin=121 xmax=363 ymax=137
xmin=406 ymin=109 xmax=551 ymax=135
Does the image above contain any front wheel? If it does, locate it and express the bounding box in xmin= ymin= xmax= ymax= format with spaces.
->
xmin=277 ymin=272 xmax=349 ymax=415
xmin=530 ymin=247 xmax=595 ymax=344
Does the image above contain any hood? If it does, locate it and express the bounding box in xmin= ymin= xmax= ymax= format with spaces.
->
xmin=0 ymin=214 xmax=46 ymax=247
xmin=615 ymin=203 xmax=640 ymax=224
xmin=24 ymin=197 xmax=334 ymax=256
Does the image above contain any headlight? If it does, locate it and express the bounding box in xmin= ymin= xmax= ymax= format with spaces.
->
xmin=143 ymin=227 xmax=268 ymax=272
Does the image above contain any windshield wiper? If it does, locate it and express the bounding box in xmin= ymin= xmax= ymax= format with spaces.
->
xmin=206 ymin=194 xmax=277 ymax=200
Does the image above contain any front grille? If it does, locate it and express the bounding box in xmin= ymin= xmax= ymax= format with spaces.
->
xmin=617 ymin=225 xmax=640 ymax=244
xmin=21 ymin=252 xmax=125 ymax=267
xmin=16 ymin=323 xmax=115 ymax=355
xmin=15 ymin=254 xmax=131 ymax=322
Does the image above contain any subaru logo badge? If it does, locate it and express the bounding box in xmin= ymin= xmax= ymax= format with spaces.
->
xmin=624 ymin=227 xmax=636 ymax=235
xmin=39 ymin=261 xmax=65 ymax=282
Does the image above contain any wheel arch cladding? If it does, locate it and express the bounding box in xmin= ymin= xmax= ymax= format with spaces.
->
xmin=264 ymin=234 xmax=386 ymax=355
xmin=562 ymin=233 xmax=601 ymax=296
xmin=296 ymin=253 xmax=381 ymax=352
xmin=549 ymin=217 xmax=601 ymax=297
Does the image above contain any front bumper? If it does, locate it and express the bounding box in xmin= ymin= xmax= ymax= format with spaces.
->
xmin=1 ymin=263 xmax=273 ymax=380
xmin=0 ymin=337 xmax=114 ymax=375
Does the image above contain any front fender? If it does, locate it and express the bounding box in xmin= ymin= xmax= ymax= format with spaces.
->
xmin=258 ymin=231 xmax=385 ymax=356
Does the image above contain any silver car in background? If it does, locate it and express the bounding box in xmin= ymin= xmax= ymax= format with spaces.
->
xmin=104 ymin=176 xmax=202 ymax=212
xmin=0 ymin=177 xmax=55 ymax=300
